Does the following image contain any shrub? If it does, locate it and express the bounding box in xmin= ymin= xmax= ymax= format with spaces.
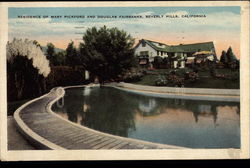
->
xmin=166 ymin=73 xmax=184 ymax=87
xmin=230 ymin=70 xmax=239 ymax=81
xmin=155 ymin=75 xmax=167 ymax=86
xmin=45 ymin=66 xmax=87 ymax=90
xmin=184 ymin=72 xmax=199 ymax=83
xmin=123 ymin=71 xmax=143 ymax=82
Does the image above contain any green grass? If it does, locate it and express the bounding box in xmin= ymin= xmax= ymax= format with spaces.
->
xmin=133 ymin=74 xmax=159 ymax=86
xmin=132 ymin=68 xmax=239 ymax=89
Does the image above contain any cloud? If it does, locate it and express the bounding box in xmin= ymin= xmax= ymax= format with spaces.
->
xmin=8 ymin=10 xmax=240 ymax=51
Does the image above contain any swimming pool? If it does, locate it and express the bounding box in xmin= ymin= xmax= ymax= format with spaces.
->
xmin=52 ymin=86 xmax=240 ymax=148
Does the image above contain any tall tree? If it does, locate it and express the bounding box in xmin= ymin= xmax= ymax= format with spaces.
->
xmin=65 ymin=41 xmax=78 ymax=68
xmin=226 ymin=46 xmax=237 ymax=63
xmin=46 ymin=43 xmax=56 ymax=66
xmin=220 ymin=50 xmax=228 ymax=64
xmin=7 ymin=38 xmax=50 ymax=101
xmin=79 ymin=26 xmax=136 ymax=83
xmin=55 ymin=51 xmax=66 ymax=66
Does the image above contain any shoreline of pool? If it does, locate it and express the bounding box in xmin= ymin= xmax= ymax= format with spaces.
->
xmin=109 ymin=82 xmax=240 ymax=102
xmin=65 ymin=82 xmax=240 ymax=102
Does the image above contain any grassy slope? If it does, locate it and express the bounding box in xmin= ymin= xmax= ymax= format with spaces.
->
xmin=132 ymin=68 xmax=239 ymax=89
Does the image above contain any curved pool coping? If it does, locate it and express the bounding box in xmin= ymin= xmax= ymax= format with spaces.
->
xmin=111 ymin=82 xmax=240 ymax=102
xmin=13 ymin=84 xmax=187 ymax=150
xmin=13 ymin=91 xmax=65 ymax=150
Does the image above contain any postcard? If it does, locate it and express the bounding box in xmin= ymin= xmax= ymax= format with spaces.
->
xmin=0 ymin=1 xmax=249 ymax=161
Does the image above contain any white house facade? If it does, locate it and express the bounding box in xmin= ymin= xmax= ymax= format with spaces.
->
xmin=134 ymin=39 xmax=217 ymax=69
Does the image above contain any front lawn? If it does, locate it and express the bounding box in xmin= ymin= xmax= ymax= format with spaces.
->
xmin=131 ymin=68 xmax=239 ymax=89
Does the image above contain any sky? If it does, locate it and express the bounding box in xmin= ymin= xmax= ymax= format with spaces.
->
xmin=8 ymin=6 xmax=241 ymax=58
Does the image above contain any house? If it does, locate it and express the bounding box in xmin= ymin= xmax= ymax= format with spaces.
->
xmin=134 ymin=39 xmax=217 ymax=68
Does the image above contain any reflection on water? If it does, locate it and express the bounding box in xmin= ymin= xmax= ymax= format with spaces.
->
xmin=52 ymin=87 xmax=240 ymax=148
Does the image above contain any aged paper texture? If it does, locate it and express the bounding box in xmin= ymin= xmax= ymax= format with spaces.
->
xmin=0 ymin=1 xmax=249 ymax=161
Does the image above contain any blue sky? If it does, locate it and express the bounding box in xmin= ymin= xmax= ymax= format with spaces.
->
xmin=8 ymin=6 xmax=240 ymax=18
xmin=8 ymin=6 xmax=241 ymax=57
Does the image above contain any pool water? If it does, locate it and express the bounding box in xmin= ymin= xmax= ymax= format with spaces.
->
xmin=52 ymin=86 xmax=240 ymax=148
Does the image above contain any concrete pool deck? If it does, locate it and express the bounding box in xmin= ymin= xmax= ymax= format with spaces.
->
xmin=111 ymin=82 xmax=240 ymax=102
xmin=13 ymin=83 xmax=240 ymax=150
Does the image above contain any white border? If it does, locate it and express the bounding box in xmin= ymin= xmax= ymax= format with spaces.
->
xmin=0 ymin=1 xmax=249 ymax=161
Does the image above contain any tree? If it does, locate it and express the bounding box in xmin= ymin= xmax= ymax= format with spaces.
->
xmin=79 ymin=26 xmax=136 ymax=83
xmin=7 ymin=38 xmax=50 ymax=100
xmin=220 ymin=50 xmax=228 ymax=64
xmin=46 ymin=43 xmax=56 ymax=66
xmin=226 ymin=47 xmax=239 ymax=69
xmin=226 ymin=47 xmax=237 ymax=63
xmin=33 ymin=40 xmax=42 ymax=49
xmin=65 ymin=41 xmax=78 ymax=68
xmin=55 ymin=51 xmax=66 ymax=66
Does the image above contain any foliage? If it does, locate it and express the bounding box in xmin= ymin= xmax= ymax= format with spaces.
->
xmin=133 ymin=68 xmax=239 ymax=89
xmin=122 ymin=70 xmax=143 ymax=83
xmin=7 ymin=38 xmax=50 ymax=77
xmin=7 ymin=38 xmax=50 ymax=101
xmin=79 ymin=26 xmax=136 ymax=83
xmin=46 ymin=43 xmax=56 ymax=66
xmin=45 ymin=66 xmax=87 ymax=90
xmin=208 ymin=60 xmax=217 ymax=77
xmin=220 ymin=50 xmax=228 ymax=65
xmin=33 ymin=40 xmax=42 ymax=49
xmin=155 ymin=75 xmax=167 ymax=86
xmin=166 ymin=72 xmax=185 ymax=87
xmin=154 ymin=69 xmax=198 ymax=87
xmin=184 ymin=71 xmax=199 ymax=83
xmin=219 ymin=47 xmax=239 ymax=69
xmin=54 ymin=51 xmax=66 ymax=66
xmin=65 ymin=41 xmax=79 ymax=68
xmin=230 ymin=70 xmax=240 ymax=81
xmin=226 ymin=47 xmax=237 ymax=63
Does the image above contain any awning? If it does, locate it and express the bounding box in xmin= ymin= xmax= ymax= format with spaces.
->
xmin=187 ymin=56 xmax=195 ymax=60
xmin=193 ymin=51 xmax=213 ymax=56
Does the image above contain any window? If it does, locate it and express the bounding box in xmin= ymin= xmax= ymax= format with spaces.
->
xmin=161 ymin=51 xmax=163 ymax=56
xmin=140 ymin=51 xmax=149 ymax=56
xmin=142 ymin=41 xmax=146 ymax=47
